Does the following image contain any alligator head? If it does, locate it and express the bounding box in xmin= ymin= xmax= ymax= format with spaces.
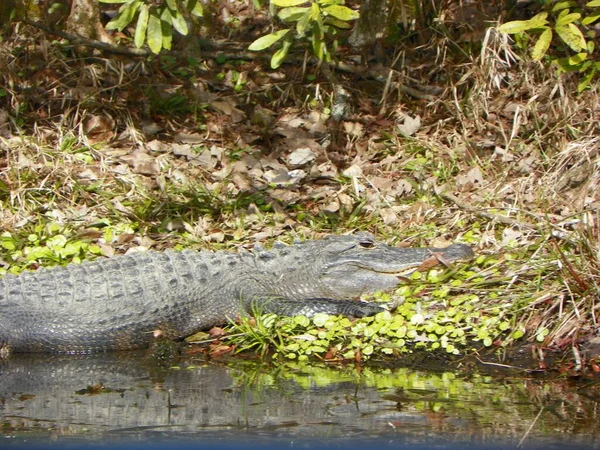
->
xmin=303 ymin=232 xmax=475 ymax=299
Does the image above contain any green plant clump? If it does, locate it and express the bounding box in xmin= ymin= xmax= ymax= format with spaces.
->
xmin=0 ymin=221 xmax=137 ymax=275
xmin=98 ymin=0 xmax=203 ymax=54
xmin=248 ymin=0 xmax=359 ymax=68
xmin=499 ymin=0 xmax=600 ymax=92
xmin=225 ymin=267 xmax=519 ymax=362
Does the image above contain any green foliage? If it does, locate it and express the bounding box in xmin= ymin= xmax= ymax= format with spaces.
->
xmin=499 ymin=1 xmax=600 ymax=92
xmin=98 ymin=0 xmax=203 ymax=54
xmin=0 ymin=223 xmax=104 ymax=275
xmin=248 ymin=0 xmax=359 ymax=69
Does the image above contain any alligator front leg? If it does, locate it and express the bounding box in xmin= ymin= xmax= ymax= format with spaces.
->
xmin=251 ymin=297 xmax=386 ymax=318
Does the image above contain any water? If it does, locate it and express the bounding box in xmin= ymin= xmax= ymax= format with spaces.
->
xmin=0 ymin=351 xmax=598 ymax=448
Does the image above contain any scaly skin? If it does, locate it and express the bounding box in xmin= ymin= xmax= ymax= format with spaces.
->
xmin=0 ymin=233 xmax=474 ymax=353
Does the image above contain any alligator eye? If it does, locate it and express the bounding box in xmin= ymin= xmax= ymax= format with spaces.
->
xmin=358 ymin=240 xmax=376 ymax=249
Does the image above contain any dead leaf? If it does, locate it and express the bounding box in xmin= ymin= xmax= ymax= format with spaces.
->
xmin=146 ymin=139 xmax=171 ymax=153
xmin=342 ymin=164 xmax=363 ymax=178
xmin=141 ymin=120 xmax=163 ymax=136
xmin=121 ymin=150 xmax=159 ymax=175
xmin=209 ymin=327 xmax=226 ymax=338
xmin=174 ymin=132 xmax=205 ymax=144
xmin=287 ymin=147 xmax=316 ymax=167
xmin=323 ymin=200 xmax=340 ymax=213
xmin=502 ymin=227 xmax=523 ymax=246
xmin=83 ymin=114 xmax=115 ymax=143
xmin=379 ymin=208 xmax=398 ymax=225
xmin=343 ymin=121 xmax=364 ymax=138
xmin=397 ymin=115 xmax=421 ymax=137
xmin=209 ymin=343 xmax=235 ymax=357
xmin=457 ymin=166 xmax=483 ymax=187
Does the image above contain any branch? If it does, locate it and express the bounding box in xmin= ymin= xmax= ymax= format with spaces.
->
xmin=20 ymin=18 xmax=152 ymax=57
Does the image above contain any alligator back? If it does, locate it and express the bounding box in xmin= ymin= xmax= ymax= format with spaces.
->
xmin=0 ymin=251 xmax=238 ymax=353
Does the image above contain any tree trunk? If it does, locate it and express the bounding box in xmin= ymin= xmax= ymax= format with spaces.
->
xmin=66 ymin=0 xmax=112 ymax=43
xmin=348 ymin=0 xmax=390 ymax=50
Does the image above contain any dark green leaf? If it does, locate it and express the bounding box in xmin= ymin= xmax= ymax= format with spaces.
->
xmin=555 ymin=23 xmax=586 ymax=52
xmin=134 ymin=4 xmax=149 ymax=48
xmin=582 ymin=12 xmax=600 ymax=25
xmin=188 ymin=0 xmax=203 ymax=17
xmin=324 ymin=17 xmax=352 ymax=29
xmin=271 ymin=0 xmax=308 ymax=6
xmin=161 ymin=7 xmax=173 ymax=49
xmin=296 ymin=9 xmax=312 ymax=35
xmin=248 ymin=29 xmax=289 ymax=51
xmin=271 ymin=38 xmax=292 ymax=68
xmin=105 ymin=0 xmax=141 ymax=31
xmin=278 ymin=6 xmax=309 ymax=22
xmin=322 ymin=4 xmax=358 ymax=21
xmin=551 ymin=1 xmax=576 ymax=11
xmin=531 ymin=28 xmax=552 ymax=60
xmin=147 ymin=10 xmax=163 ymax=54
xmin=556 ymin=12 xmax=581 ymax=26
xmin=169 ymin=6 xmax=189 ymax=35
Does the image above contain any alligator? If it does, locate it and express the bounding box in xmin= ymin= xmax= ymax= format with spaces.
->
xmin=0 ymin=232 xmax=474 ymax=353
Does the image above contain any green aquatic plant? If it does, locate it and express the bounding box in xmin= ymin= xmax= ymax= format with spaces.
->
xmin=224 ymin=259 xmax=523 ymax=362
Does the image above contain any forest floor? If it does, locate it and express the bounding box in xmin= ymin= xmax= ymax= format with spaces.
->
xmin=0 ymin=6 xmax=599 ymax=372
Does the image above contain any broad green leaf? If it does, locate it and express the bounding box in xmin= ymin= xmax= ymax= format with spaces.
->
xmin=248 ymin=29 xmax=289 ymax=51
xmin=586 ymin=0 xmax=600 ymax=6
xmin=147 ymin=10 xmax=163 ymax=54
xmin=312 ymin=2 xmax=324 ymax=37
xmin=188 ymin=0 xmax=203 ymax=17
xmin=271 ymin=0 xmax=307 ymax=6
xmin=588 ymin=40 xmax=595 ymax=53
xmin=568 ymin=52 xmax=588 ymax=65
xmin=134 ymin=4 xmax=149 ymax=48
xmin=531 ymin=28 xmax=552 ymax=60
xmin=556 ymin=12 xmax=581 ymax=26
xmin=556 ymin=23 xmax=586 ymax=52
xmin=310 ymin=1 xmax=320 ymax=20
xmin=324 ymin=17 xmax=352 ymax=29
xmin=322 ymin=4 xmax=358 ymax=21
xmin=278 ymin=6 xmax=309 ymax=22
xmin=166 ymin=0 xmax=177 ymax=10
xmin=498 ymin=20 xmax=534 ymax=34
xmin=552 ymin=1 xmax=576 ymax=11
xmin=169 ymin=6 xmax=189 ymax=35
xmin=529 ymin=11 xmax=549 ymax=27
xmin=296 ymin=9 xmax=312 ymax=35
xmin=161 ymin=7 xmax=173 ymax=50
xmin=105 ymin=0 xmax=141 ymax=31
xmin=582 ymin=12 xmax=600 ymax=25
xmin=577 ymin=67 xmax=596 ymax=92
xmin=271 ymin=38 xmax=292 ymax=68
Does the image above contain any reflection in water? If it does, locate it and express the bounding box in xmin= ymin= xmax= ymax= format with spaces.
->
xmin=0 ymin=352 xmax=598 ymax=448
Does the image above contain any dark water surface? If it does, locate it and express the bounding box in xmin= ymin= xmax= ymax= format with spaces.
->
xmin=0 ymin=352 xmax=598 ymax=449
